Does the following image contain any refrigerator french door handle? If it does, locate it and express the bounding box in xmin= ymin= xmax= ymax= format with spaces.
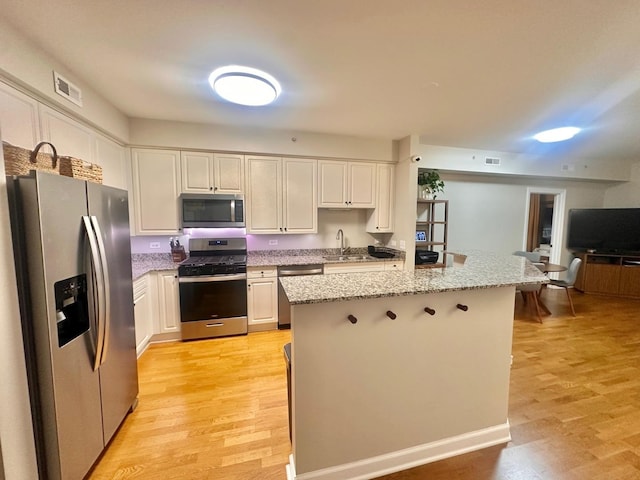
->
xmin=82 ymin=216 xmax=106 ymax=371
xmin=90 ymin=215 xmax=111 ymax=366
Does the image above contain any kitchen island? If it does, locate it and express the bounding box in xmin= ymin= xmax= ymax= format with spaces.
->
xmin=280 ymin=252 xmax=546 ymax=480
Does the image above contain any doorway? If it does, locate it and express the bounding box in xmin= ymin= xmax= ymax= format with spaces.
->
xmin=523 ymin=187 xmax=566 ymax=265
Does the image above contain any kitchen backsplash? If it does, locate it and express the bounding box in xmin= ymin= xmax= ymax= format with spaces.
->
xmin=129 ymin=209 xmax=390 ymax=254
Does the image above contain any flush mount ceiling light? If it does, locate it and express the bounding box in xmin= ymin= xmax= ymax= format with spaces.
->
xmin=533 ymin=126 xmax=581 ymax=143
xmin=208 ymin=65 xmax=281 ymax=106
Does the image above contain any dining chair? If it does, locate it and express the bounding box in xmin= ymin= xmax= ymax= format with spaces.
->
xmin=547 ymin=257 xmax=582 ymax=316
xmin=516 ymin=262 xmax=546 ymax=322
xmin=513 ymin=250 xmax=542 ymax=262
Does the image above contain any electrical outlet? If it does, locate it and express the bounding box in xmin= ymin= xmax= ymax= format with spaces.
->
xmin=149 ymin=242 xmax=160 ymax=249
xmin=269 ymin=239 xmax=278 ymax=245
xmin=399 ymin=240 xmax=406 ymax=249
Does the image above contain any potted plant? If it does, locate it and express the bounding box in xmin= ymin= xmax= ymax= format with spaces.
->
xmin=417 ymin=169 xmax=445 ymax=199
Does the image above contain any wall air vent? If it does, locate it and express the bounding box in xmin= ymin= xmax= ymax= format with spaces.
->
xmin=485 ymin=157 xmax=500 ymax=166
xmin=53 ymin=71 xmax=83 ymax=107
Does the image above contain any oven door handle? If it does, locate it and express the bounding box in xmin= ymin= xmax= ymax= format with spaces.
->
xmin=178 ymin=273 xmax=247 ymax=283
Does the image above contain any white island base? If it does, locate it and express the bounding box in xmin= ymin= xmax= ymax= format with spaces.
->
xmin=286 ymin=286 xmax=516 ymax=480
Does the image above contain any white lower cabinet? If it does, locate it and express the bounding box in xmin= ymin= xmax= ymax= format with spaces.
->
xmin=156 ymin=271 xmax=181 ymax=335
xmin=133 ymin=275 xmax=154 ymax=357
xmin=247 ymin=267 xmax=278 ymax=332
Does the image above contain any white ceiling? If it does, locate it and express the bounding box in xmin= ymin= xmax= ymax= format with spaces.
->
xmin=3 ymin=0 xmax=640 ymax=162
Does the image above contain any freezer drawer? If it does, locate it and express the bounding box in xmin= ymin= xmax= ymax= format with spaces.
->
xmin=181 ymin=316 xmax=248 ymax=340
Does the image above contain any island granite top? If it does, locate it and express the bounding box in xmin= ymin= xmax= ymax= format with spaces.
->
xmin=279 ymin=250 xmax=549 ymax=305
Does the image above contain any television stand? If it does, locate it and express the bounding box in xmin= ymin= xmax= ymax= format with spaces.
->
xmin=575 ymin=252 xmax=640 ymax=298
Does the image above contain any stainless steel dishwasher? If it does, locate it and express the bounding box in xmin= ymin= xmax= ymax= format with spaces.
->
xmin=277 ymin=264 xmax=323 ymax=329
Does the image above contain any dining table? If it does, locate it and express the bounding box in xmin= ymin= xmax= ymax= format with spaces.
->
xmin=541 ymin=262 xmax=568 ymax=273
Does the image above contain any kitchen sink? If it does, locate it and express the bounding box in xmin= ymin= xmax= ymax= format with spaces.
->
xmin=323 ymin=254 xmax=370 ymax=261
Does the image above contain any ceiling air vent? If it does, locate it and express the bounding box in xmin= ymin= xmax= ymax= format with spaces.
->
xmin=485 ymin=157 xmax=500 ymax=166
xmin=53 ymin=71 xmax=83 ymax=107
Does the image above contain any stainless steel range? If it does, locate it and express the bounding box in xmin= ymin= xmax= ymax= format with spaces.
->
xmin=178 ymin=238 xmax=248 ymax=340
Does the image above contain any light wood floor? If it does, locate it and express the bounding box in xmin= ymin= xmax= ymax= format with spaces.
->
xmin=89 ymin=289 xmax=640 ymax=480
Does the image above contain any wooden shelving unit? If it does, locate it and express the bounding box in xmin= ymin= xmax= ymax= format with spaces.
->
xmin=415 ymin=200 xmax=448 ymax=269
xmin=574 ymin=252 xmax=640 ymax=298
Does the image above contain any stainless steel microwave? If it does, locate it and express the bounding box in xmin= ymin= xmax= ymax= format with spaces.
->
xmin=180 ymin=194 xmax=245 ymax=228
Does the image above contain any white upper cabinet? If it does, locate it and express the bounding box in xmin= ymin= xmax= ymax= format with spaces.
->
xmin=131 ymin=148 xmax=181 ymax=235
xmin=214 ymin=153 xmax=245 ymax=193
xmin=282 ymin=158 xmax=318 ymax=234
xmin=180 ymin=151 xmax=244 ymax=194
xmin=245 ymin=156 xmax=317 ymax=234
xmin=95 ymin=134 xmax=127 ymax=189
xmin=39 ymin=104 xmax=94 ymax=160
xmin=246 ymin=155 xmax=282 ymax=234
xmin=366 ymin=163 xmax=395 ymax=233
xmin=0 ymin=82 xmax=40 ymax=148
xmin=318 ymin=160 xmax=376 ymax=208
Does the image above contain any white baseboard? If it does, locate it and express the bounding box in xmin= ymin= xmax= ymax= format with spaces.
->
xmin=286 ymin=422 xmax=511 ymax=480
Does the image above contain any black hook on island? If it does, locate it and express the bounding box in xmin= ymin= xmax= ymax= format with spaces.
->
xmin=386 ymin=311 xmax=397 ymax=320
xmin=347 ymin=315 xmax=358 ymax=324
xmin=456 ymin=304 xmax=469 ymax=312
xmin=424 ymin=307 xmax=436 ymax=315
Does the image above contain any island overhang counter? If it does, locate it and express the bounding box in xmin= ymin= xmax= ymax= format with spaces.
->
xmin=280 ymin=253 xmax=547 ymax=480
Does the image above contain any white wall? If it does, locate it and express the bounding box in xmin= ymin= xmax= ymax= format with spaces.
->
xmin=440 ymin=172 xmax=609 ymax=266
xmin=0 ymin=17 xmax=129 ymax=143
xmin=129 ymin=118 xmax=394 ymax=162
xmin=0 ymin=143 xmax=39 ymax=479
xmin=415 ymin=141 xmax=633 ymax=182
xmin=130 ymin=209 xmax=378 ymax=253
xmin=604 ymin=162 xmax=640 ymax=207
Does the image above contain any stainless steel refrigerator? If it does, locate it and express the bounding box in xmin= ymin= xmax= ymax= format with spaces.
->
xmin=7 ymin=171 xmax=139 ymax=480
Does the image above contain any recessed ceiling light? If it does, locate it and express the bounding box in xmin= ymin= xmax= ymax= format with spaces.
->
xmin=208 ymin=65 xmax=281 ymax=106
xmin=533 ymin=127 xmax=581 ymax=143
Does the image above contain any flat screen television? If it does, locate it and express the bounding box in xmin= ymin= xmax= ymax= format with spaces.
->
xmin=567 ymin=208 xmax=640 ymax=253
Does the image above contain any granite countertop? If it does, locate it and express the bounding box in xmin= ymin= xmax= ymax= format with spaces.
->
xmin=131 ymin=247 xmax=404 ymax=279
xmin=247 ymin=247 xmax=404 ymax=267
xmin=279 ymin=251 xmax=549 ymax=305
xmin=131 ymin=253 xmax=178 ymax=280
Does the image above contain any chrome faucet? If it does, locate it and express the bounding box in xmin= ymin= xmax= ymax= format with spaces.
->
xmin=336 ymin=229 xmax=345 ymax=255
